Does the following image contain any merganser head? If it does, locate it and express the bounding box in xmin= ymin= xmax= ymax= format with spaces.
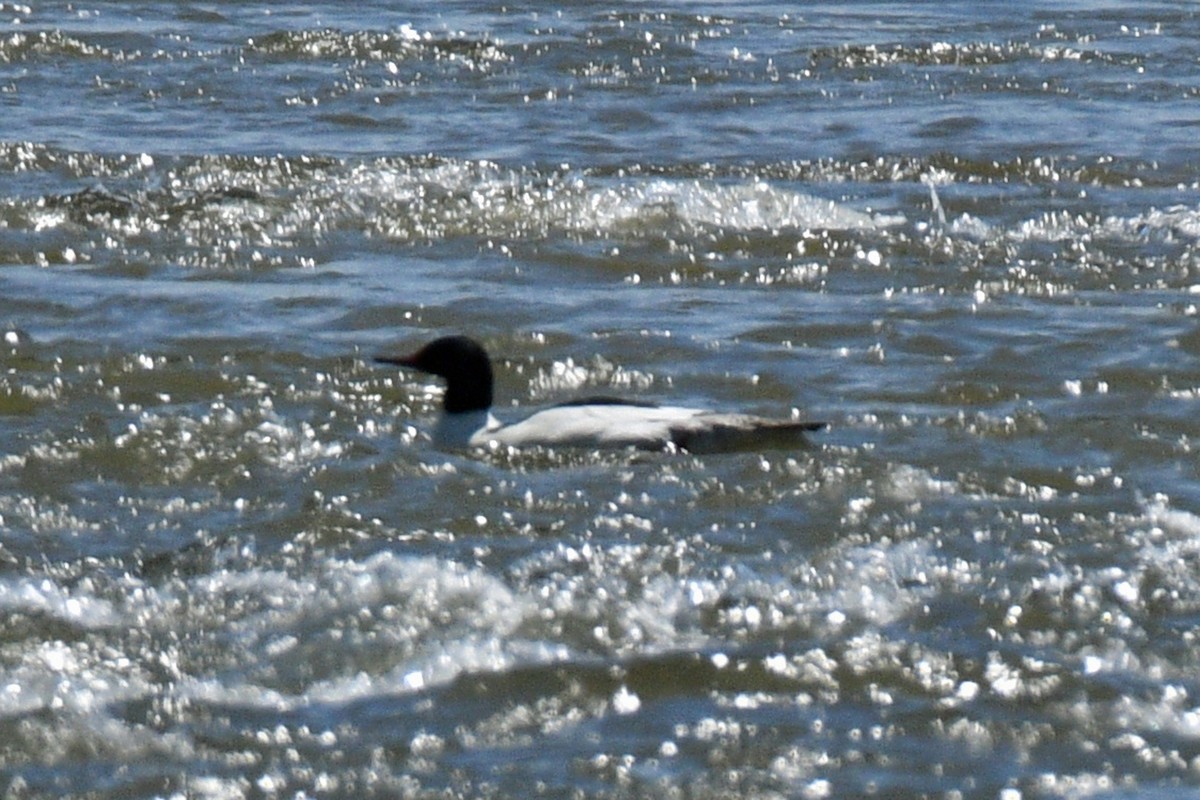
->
xmin=376 ymin=335 xmax=494 ymax=413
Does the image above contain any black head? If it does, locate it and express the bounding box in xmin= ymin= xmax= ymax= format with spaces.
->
xmin=376 ymin=335 xmax=494 ymax=413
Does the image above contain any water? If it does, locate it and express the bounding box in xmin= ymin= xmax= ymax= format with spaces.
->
xmin=2 ymin=2 xmax=1200 ymax=798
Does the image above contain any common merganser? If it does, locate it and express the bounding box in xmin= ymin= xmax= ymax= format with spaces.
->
xmin=376 ymin=335 xmax=826 ymax=452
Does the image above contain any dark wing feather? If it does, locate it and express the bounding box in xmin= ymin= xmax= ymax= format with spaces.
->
xmin=553 ymin=396 xmax=661 ymax=409
xmin=669 ymin=415 xmax=827 ymax=453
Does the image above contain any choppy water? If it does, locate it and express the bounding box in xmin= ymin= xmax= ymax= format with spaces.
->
xmin=3 ymin=2 xmax=1200 ymax=798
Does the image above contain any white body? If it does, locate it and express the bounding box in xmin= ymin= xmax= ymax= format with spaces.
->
xmin=432 ymin=404 xmax=816 ymax=452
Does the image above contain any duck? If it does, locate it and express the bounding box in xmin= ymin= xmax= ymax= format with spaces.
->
xmin=376 ymin=335 xmax=826 ymax=452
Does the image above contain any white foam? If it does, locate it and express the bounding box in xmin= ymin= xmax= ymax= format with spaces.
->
xmin=0 ymin=576 xmax=119 ymax=628
xmin=595 ymin=178 xmax=890 ymax=233
xmin=333 ymin=161 xmax=897 ymax=242
xmin=159 ymin=550 xmax=569 ymax=708
xmin=1143 ymin=494 xmax=1200 ymax=540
